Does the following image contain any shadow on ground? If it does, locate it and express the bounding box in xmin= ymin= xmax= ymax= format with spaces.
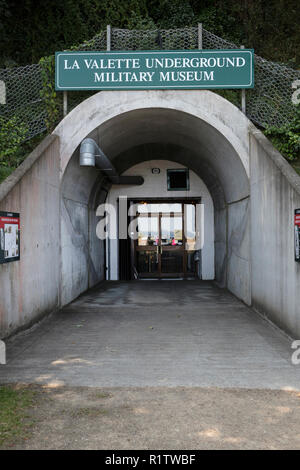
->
xmin=2 ymin=384 xmax=300 ymax=450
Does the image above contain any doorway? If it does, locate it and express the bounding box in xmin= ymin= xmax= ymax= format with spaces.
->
xmin=132 ymin=199 xmax=199 ymax=279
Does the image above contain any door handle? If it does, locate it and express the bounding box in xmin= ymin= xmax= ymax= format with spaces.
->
xmin=156 ymin=245 xmax=159 ymax=263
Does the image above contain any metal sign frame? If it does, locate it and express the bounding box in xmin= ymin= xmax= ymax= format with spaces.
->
xmin=55 ymin=49 xmax=254 ymax=91
xmin=0 ymin=211 xmax=20 ymax=264
xmin=295 ymin=209 xmax=300 ymax=262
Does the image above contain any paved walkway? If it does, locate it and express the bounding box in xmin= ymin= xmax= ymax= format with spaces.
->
xmin=1 ymin=281 xmax=300 ymax=389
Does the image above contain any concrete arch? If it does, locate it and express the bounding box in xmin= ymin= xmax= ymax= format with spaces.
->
xmin=55 ymin=90 xmax=251 ymax=184
xmin=1 ymin=89 xmax=299 ymax=339
xmin=86 ymin=108 xmax=250 ymax=207
xmin=59 ymin=90 xmax=252 ymax=307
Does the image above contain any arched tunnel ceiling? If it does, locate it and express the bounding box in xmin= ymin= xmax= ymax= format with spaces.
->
xmin=87 ymin=108 xmax=250 ymax=207
xmin=113 ymin=143 xmax=226 ymax=210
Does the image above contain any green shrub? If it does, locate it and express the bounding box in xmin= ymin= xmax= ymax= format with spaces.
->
xmin=39 ymin=55 xmax=61 ymax=131
xmin=0 ymin=122 xmax=46 ymax=184
xmin=264 ymin=106 xmax=300 ymax=161
xmin=0 ymin=166 xmax=14 ymax=182
xmin=0 ymin=116 xmax=28 ymax=167
xmin=126 ymin=11 xmax=156 ymax=30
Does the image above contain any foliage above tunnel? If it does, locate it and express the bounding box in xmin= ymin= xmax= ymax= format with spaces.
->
xmin=0 ymin=1 xmax=299 ymax=183
xmin=0 ymin=0 xmax=299 ymax=67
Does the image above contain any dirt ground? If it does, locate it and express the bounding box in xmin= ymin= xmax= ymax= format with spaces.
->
xmin=3 ymin=384 xmax=300 ymax=450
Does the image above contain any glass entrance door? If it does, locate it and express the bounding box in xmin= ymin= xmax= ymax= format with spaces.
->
xmin=160 ymin=205 xmax=184 ymax=276
xmin=134 ymin=202 xmax=197 ymax=278
xmin=135 ymin=208 xmax=159 ymax=277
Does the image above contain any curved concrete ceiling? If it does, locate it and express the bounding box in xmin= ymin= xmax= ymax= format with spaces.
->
xmin=112 ymin=143 xmax=226 ymax=210
xmin=87 ymin=108 xmax=249 ymax=206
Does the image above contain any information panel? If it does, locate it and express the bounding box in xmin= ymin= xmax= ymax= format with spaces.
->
xmin=0 ymin=211 xmax=20 ymax=264
xmin=55 ymin=49 xmax=254 ymax=91
xmin=295 ymin=209 xmax=300 ymax=262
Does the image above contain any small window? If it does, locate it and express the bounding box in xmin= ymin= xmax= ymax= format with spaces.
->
xmin=167 ymin=169 xmax=189 ymax=191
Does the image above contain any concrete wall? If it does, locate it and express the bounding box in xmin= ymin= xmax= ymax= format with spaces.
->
xmin=227 ymin=198 xmax=251 ymax=304
xmin=214 ymin=207 xmax=226 ymax=287
xmin=0 ymin=136 xmax=60 ymax=337
xmin=213 ymin=197 xmax=251 ymax=305
xmin=250 ymin=128 xmax=300 ymax=337
xmin=0 ymin=89 xmax=299 ymax=340
xmin=60 ymin=149 xmax=105 ymax=306
xmin=106 ymin=160 xmax=215 ymax=280
xmin=0 ymin=137 xmax=106 ymax=338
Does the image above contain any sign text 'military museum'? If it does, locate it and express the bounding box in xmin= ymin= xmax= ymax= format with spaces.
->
xmin=55 ymin=49 xmax=254 ymax=91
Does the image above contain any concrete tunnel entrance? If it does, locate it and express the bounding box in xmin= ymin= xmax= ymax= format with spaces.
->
xmin=1 ymin=88 xmax=299 ymax=339
xmin=60 ymin=91 xmax=251 ymax=307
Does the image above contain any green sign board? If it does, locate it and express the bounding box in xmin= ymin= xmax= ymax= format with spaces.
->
xmin=55 ymin=49 xmax=254 ymax=91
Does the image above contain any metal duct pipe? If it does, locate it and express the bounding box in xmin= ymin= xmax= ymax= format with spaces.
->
xmin=79 ymin=138 xmax=144 ymax=185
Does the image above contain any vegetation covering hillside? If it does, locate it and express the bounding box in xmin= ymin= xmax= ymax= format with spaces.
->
xmin=0 ymin=0 xmax=299 ymax=68
xmin=0 ymin=0 xmax=299 ymax=182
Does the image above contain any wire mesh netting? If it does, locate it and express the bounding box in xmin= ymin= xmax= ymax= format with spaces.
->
xmin=0 ymin=63 xmax=47 ymax=139
xmin=0 ymin=26 xmax=299 ymax=144
xmin=202 ymin=28 xmax=300 ymax=127
xmin=111 ymin=26 xmax=199 ymax=50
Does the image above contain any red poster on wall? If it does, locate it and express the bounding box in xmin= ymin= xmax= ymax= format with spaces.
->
xmin=295 ymin=209 xmax=300 ymax=262
xmin=0 ymin=211 xmax=20 ymax=264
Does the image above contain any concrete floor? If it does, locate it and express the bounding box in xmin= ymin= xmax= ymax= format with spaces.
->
xmin=1 ymin=281 xmax=300 ymax=390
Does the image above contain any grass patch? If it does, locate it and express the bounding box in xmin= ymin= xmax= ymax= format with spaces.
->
xmin=0 ymin=385 xmax=37 ymax=447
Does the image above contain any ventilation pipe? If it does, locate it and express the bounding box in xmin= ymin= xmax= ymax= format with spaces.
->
xmin=80 ymin=138 xmax=144 ymax=185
